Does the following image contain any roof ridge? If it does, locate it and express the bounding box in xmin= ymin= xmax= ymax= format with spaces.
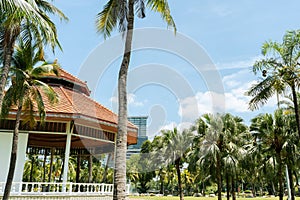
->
xmin=58 ymin=68 xmax=87 ymax=86
xmin=59 ymin=86 xmax=80 ymax=113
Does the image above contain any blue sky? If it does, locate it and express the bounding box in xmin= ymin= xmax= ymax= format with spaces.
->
xmin=49 ymin=0 xmax=300 ymax=138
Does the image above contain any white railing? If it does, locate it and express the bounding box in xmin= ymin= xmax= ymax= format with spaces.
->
xmin=0 ymin=182 xmax=130 ymax=196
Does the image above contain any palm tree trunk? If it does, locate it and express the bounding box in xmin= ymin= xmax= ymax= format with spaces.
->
xmin=159 ymin=168 xmax=164 ymax=195
xmin=2 ymin=100 xmax=23 ymax=200
xmin=102 ymin=153 xmax=111 ymax=183
xmin=48 ymin=148 xmax=54 ymax=182
xmin=175 ymin=159 xmax=183 ymax=200
xmin=88 ymin=155 xmax=93 ymax=183
xmin=294 ymin=172 xmax=299 ymax=196
xmin=291 ymin=84 xmax=300 ymax=138
xmin=277 ymin=152 xmax=283 ymax=200
xmin=113 ymin=0 xmax=134 ymax=199
xmin=272 ymin=181 xmax=276 ymax=196
xmin=76 ymin=154 xmax=81 ymax=183
xmin=0 ymin=30 xmax=18 ymax=113
xmin=231 ymin=176 xmax=236 ymax=200
xmin=251 ymin=184 xmax=256 ymax=197
xmin=30 ymin=156 xmax=34 ymax=182
xmin=226 ymin=174 xmax=230 ymax=200
xmin=216 ymin=153 xmax=222 ymax=200
xmin=288 ymin=165 xmax=295 ymax=200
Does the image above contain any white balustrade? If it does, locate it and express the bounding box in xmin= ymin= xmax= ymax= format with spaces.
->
xmin=0 ymin=182 xmax=129 ymax=196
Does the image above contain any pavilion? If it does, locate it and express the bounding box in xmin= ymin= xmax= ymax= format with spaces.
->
xmin=0 ymin=68 xmax=138 ymax=199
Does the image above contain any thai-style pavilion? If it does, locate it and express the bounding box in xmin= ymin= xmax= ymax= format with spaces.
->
xmin=0 ymin=68 xmax=138 ymax=199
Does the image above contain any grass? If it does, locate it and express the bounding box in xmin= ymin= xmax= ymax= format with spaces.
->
xmin=129 ymin=197 xmax=300 ymax=200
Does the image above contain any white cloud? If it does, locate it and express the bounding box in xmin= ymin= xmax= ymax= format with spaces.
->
xmin=178 ymin=64 xmax=278 ymax=122
xmin=216 ymin=56 xmax=262 ymax=70
xmin=110 ymin=93 xmax=144 ymax=107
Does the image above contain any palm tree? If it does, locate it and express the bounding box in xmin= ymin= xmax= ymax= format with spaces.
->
xmin=0 ymin=0 xmax=67 ymax=112
xmin=246 ymin=30 xmax=300 ymax=137
xmin=250 ymin=109 xmax=295 ymax=200
xmin=161 ymin=128 xmax=194 ymax=200
xmin=195 ymin=113 xmax=248 ymax=200
xmin=1 ymin=40 xmax=59 ymax=200
xmin=96 ymin=1 xmax=175 ymax=199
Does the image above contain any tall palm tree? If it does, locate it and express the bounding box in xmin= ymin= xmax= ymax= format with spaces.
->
xmin=161 ymin=128 xmax=194 ymax=200
xmin=0 ymin=0 xmax=67 ymax=113
xmin=1 ymin=40 xmax=59 ymax=200
xmin=246 ymin=30 xmax=300 ymax=137
xmin=96 ymin=1 xmax=175 ymax=199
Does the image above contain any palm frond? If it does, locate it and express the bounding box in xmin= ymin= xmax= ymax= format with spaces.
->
xmin=135 ymin=0 xmax=146 ymax=18
xmin=252 ymin=58 xmax=282 ymax=75
xmin=261 ymin=40 xmax=282 ymax=56
xmin=0 ymin=0 xmax=38 ymax=16
xmin=246 ymin=76 xmax=284 ymax=110
xmin=146 ymin=0 xmax=176 ymax=32
xmin=35 ymin=0 xmax=68 ymax=21
xmin=33 ymin=79 xmax=59 ymax=104
xmin=96 ymin=0 xmax=121 ymax=39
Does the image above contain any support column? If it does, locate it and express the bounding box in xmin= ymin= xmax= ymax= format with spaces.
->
xmin=62 ymin=122 xmax=72 ymax=192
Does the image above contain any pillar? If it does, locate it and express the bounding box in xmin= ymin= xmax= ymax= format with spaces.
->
xmin=62 ymin=121 xmax=72 ymax=192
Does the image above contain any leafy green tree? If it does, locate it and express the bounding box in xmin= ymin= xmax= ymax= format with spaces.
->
xmin=1 ymin=40 xmax=59 ymax=200
xmin=246 ymin=30 xmax=300 ymax=137
xmin=0 ymin=0 xmax=67 ymax=113
xmin=96 ymin=2 xmax=175 ymax=199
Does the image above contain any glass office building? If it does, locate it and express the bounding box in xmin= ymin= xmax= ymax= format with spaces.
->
xmin=127 ymin=116 xmax=148 ymax=159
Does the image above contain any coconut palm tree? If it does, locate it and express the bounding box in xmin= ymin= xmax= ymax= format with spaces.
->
xmin=246 ymin=30 xmax=300 ymax=137
xmin=0 ymin=0 xmax=67 ymax=113
xmin=1 ymin=40 xmax=59 ymax=200
xmin=96 ymin=1 xmax=175 ymax=199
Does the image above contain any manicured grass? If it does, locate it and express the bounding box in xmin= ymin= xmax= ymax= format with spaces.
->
xmin=129 ymin=197 xmax=300 ymax=200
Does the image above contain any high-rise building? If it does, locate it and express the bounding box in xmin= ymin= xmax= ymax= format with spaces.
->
xmin=127 ymin=116 xmax=148 ymax=159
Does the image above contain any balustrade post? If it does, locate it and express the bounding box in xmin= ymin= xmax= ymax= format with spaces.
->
xmin=18 ymin=182 xmax=22 ymax=195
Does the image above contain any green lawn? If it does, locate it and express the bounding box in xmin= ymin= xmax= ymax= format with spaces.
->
xmin=129 ymin=197 xmax=300 ymax=200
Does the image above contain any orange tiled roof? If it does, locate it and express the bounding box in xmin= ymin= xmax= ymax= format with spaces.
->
xmin=43 ymin=85 xmax=137 ymax=130
xmin=9 ymin=67 xmax=137 ymax=131
xmin=56 ymin=68 xmax=87 ymax=86
xmin=42 ymin=68 xmax=91 ymax=96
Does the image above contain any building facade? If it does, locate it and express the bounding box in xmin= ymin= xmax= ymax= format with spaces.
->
xmin=127 ymin=116 xmax=148 ymax=159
